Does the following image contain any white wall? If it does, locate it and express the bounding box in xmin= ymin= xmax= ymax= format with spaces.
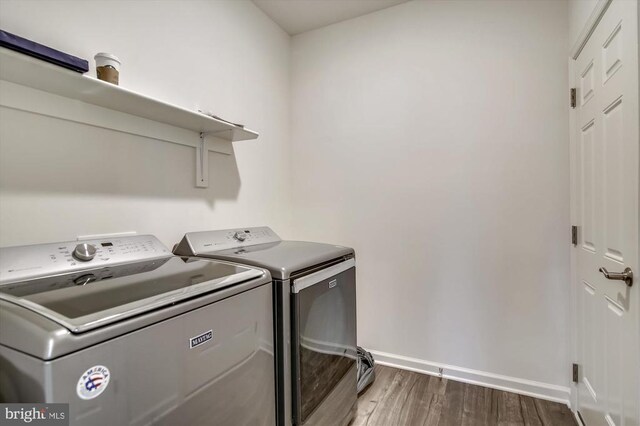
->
xmin=291 ymin=0 xmax=570 ymax=394
xmin=0 ymin=0 xmax=292 ymax=248
xmin=569 ymin=0 xmax=600 ymax=48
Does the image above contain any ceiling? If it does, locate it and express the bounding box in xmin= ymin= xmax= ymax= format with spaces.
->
xmin=252 ymin=0 xmax=411 ymax=35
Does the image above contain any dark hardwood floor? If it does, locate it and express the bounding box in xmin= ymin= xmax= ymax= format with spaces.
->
xmin=354 ymin=365 xmax=576 ymax=426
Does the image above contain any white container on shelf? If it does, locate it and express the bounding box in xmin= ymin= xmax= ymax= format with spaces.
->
xmin=94 ymin=52 xmax=120 ymax=85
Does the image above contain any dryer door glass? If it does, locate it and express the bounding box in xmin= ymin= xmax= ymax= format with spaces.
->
xmin=293 ymin=264 xmax=357 ymax=424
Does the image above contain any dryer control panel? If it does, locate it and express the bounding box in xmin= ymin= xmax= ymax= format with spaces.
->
xmin=0 ymin=235 xmax=171 ymax=285
xmin=175 ymin=226 xmax=281 ymax=255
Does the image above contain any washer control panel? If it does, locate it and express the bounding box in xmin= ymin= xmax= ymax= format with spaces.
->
xmin=176 ymin=226 xmax=281 ymax=255
xmin=0 ymin=235 xmax=171 ymax=285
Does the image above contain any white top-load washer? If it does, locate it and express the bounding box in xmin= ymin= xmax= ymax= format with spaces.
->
xmin=174 ymin=227 xmax=357 ymax=426
xmin=0 ymin=234 xmax=275 ymax=426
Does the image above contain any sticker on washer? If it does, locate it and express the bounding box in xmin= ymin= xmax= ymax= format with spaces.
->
xmin=76 ymin=365 xmax=110 ymax=400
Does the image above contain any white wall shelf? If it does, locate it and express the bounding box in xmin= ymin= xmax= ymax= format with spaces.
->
xmin=0 ymin=47 xmax=259 ymax=187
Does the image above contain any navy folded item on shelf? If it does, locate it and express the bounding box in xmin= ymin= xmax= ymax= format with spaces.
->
xmin=0 ymin=29 xmax=88 ymax=73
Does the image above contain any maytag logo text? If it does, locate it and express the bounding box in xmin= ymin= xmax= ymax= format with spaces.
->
xmin=189 ymin=330 xmax=213 ymax=348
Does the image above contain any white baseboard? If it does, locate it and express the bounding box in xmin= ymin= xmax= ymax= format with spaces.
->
xmin=369 ymin=349 xmax=571 ymax=406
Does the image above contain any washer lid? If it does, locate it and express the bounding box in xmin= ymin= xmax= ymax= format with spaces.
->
xmin=0 ymin=256 xmax=265 ymax=333
xmin=181 ymin=241 xmax=354 ymax=280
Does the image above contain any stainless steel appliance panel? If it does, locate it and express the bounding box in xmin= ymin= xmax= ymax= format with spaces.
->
xmin=174 ymin=227 xmax=354 ymax=281
xmin=0 ymin=284 xmax=275 ymax=426
xmin=173 ymin=227 xmax=357 ymax=426
xmin=292 ymin=261 xmax=356 ymax=425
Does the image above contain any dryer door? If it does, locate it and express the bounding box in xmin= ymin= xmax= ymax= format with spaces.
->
xmin=291 ymin=259 xmax=357 ymax=425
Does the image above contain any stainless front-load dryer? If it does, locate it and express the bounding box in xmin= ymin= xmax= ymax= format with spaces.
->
xmin=174 ymin=227 xmax=357 ymax=426
xmin=0 ymin=235 xmax=275 ymax=426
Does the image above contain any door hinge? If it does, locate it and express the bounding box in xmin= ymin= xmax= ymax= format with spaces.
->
xmin=572 ymin=225 xmax=578 ymax=246
xmin=570 ymin=88 xmax=577 ymax=108
xmin=573 ymin=363 xmax=579 ymax=383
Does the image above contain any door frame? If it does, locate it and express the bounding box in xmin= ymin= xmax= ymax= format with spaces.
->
xmin=570 ymin=0 xmax=613 ymax=61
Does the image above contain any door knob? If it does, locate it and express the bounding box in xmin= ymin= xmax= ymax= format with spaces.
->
xmin=599 ymin=267 xmax=633 ymax=287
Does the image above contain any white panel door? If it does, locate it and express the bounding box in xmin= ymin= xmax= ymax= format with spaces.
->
xmin=573 ymin=1 xmax=639 ymax=425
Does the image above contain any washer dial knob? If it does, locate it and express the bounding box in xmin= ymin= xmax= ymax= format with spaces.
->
xmin=73 ymin=243 xmax=97 ymax=261
xmin=233 ymin=231 xmax=247 ymax=242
